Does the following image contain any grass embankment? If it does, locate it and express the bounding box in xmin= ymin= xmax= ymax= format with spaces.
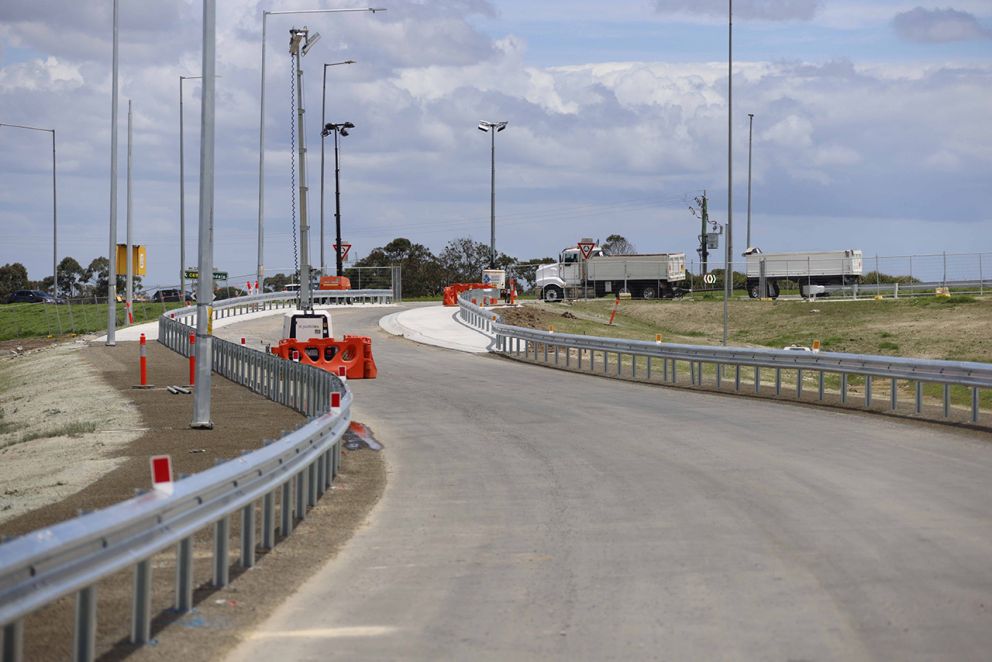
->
xmin=503 ymin=295 xmax=992 ymax=412
xmin=507 ymin=295 xmax=991 ymax=363
xmin=0 ymin=302 xmax=185 ymax=342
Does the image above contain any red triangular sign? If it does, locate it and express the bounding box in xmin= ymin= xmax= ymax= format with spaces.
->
xmin=335 ymin=243 xmax=352 ymax=261
xmin=578 ymin=242 xmax=595 ymax=259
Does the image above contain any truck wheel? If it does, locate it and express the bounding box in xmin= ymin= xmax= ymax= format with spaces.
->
xmin=641 ymin=286 xmax=657 ymax=300
xmin=748 ymin=281 xmax=760 ymax=299
xmin=769 ymin=281 xmax=780 ymax=299
xmin=543 ymin=285 xmax=564 ymax=302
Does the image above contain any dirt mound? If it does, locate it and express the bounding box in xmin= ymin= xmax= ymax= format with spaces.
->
xmin=499 ymin=306 xmax=555 ymax=329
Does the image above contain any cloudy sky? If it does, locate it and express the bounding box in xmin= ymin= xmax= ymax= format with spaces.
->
xmin=1 ymin=0 xmax=990 ymax=287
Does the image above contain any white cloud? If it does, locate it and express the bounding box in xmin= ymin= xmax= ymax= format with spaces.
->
xmin=892 ymin=7 xmax=991 ymax=43
xmin=652 ymin=0 xmax=820 ymax=21
xmin=0 ymin=1 xmax=990 ymax=285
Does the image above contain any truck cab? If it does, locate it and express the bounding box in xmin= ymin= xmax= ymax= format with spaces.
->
xmin=535 ymin=246 xmax=605 ymax=301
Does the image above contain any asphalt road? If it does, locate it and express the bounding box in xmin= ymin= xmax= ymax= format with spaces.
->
xmin=220 ymin=305 xmax=992 ymax=661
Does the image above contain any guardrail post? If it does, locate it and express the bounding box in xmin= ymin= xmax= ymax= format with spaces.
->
xmin=755 ymin=366 xmax=760 ymax=394
xmin=631 ymin=354 xmax=636 ymax=378
xmin=263 ymin=491 xmax=276 ymax=549
xmin=554 ymin=344 xmax=559 ymax=365
xmin=604 ymin=351 xmax=609 ymax=374
xmin=775 ymin=368 xmax=781 ymax=396
xmin=241 ymin=503 xmax=256 ymax=568
xmin=176 ymin=537 xmax=193 ymax=612
xmin=865 ymin=375 xmax=873 ymax=408
xmin=308 ymin=461 xmax=318 ymax=507
xmin=214 ymin=516 xmax=230 ymax=587
xmin=3 ymin=621 xmax=24 ymax=662
xmin=973 ymin=388 xmax=980 ymax=423
xmin=131 ymin=559 xmax=152 ymax=644
xmin=73 ymin=586 xmax=96 ymax=662
xmin=295 ymin=470 xmax=307 ymax=521
xmin=646 ymin=356 xmax=651 ymax=380
xmin=578 ymin=348 xmax=583 ymax=370
xmin=281 ymin=481 xmax=293 ymax=536
xmin=735 ymin=365 xmax=741 ymax=392
xmin=617 ymin=352 xmax=622 ymax=377
xmin=943 ymin=384 xmax=950 ymax=418
xmin=796 ymin=369 xmax=803 ymax=399
xmin=841 ymin=374 xmax=848 ymax=403
xmin=891 ymin=378 xmax=898 ymax=411
xmin=818 ymin=371 xmax=825 ymax=401
xmin=672 ymin=360 xmax=677 ymax=383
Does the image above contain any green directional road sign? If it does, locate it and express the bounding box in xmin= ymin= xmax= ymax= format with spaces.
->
xmin=184 ymin=269 xmax=229 ymax=281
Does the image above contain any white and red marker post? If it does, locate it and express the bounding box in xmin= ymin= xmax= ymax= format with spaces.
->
xmin=150 ymin=454 xmax=174 ymax=495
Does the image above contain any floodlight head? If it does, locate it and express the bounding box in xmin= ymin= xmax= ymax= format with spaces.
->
xmin=302 ymin=32 xmax=321 ymax=56
xmin=496 ymin=122 xmax=507 ymax=132
xmin=478 ymin=122 xmax=490 ymax=132
xmin=289 ymin=28 xmax=305 ymax=54
xmin=340 ymin=128 xmax=349 ymax=137
xmin=343 ymin=122 xmax=355 ymax=129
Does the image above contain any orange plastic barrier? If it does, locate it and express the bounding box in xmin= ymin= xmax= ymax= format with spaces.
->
xmin=318 ymin=275 xmax=352 ymax=290
xmin=270 ymin=335 xmax=377 ymax=379
xmin=443 ymin=282 xmax=492 ymax=306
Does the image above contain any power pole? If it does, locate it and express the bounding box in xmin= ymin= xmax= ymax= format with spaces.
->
xmin=700 ymin=191 xmax=709 ymax=274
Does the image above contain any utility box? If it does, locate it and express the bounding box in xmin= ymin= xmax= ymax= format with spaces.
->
xmin=116 ymin=244 xmax=147 ymax=276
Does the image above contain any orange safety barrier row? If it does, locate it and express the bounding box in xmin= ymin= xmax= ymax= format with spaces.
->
xmin=443 ymin=282 xmax=494 ymax=306
xmin=318 ymin=275 xmax=351 ymax=290
xmin=271 ymin=335 xmax=377 ymax=379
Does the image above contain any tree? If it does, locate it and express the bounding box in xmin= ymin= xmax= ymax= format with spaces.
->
xmin=438 ymin=237 xmax=514 ymax=284
xmin=602 ymin=234 xmax=636 ymax=255
xmin=57 ymin=257 xmax=85 ymax=297
xmin=263 ymin=272 xmax=297 ymax=293
xmin=84 ymin=257 xmax=110 ymax=296
xmin=0 ymin=263 xmax=29 ymax=301
xmin=215 ymin=286 xmax=247 ymax=300
xmin=354 ymin=237 xmax=445 ymax=298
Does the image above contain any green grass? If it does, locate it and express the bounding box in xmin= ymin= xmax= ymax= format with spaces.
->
xmin=0 ymin=301 xmax=185 ymax=341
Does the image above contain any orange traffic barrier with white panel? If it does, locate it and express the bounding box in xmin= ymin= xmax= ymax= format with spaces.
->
xmin=271 ymin=309 xmax=377 ymax=379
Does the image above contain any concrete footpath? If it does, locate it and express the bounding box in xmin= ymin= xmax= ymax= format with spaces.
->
xmin=379 ymin=304 xmax=492 ymax=353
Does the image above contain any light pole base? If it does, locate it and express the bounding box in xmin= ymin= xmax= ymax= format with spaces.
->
xmin=190 ymin=421 xmax=214 ymax=430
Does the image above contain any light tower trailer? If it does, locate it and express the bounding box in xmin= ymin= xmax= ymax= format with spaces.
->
xmin=535 ymin=246 xmax=688 ymax=301
xmin=744 ymin=248 xmax=863 ymax=299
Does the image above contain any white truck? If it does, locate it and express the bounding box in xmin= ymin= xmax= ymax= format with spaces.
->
xmin=744 ymin=248 xmax=863 ymax=299
xmin=535 ymin=245 xmax=687 ymax=301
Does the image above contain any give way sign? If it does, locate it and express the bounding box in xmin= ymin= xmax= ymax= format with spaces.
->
xmin=577 ymin=241 xmax=595 ymax=259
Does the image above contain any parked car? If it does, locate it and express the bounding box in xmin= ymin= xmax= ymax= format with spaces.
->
xmin=153 ymin=289 xmax=195 ymax=303
xmin=6 ymin=290 xmax=65 ymax=304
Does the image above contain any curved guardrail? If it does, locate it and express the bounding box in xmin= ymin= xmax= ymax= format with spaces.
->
xmin=458 ymin=294 xmax=991 ymax=426
xmin=0 ymin=290 xmax=386 ymax=662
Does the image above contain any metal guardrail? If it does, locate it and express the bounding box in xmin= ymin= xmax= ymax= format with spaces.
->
xmin=0 ymin=291 xmax=376 ymax=662
xmin=458 ymin=295 xmax=991 ymax=426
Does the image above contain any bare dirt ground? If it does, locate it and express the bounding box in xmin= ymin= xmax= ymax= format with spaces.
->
xmin=0 ymin=342 xmax=143 ymax=524
xmin=0 ymin=340 xmax=386 ymax=661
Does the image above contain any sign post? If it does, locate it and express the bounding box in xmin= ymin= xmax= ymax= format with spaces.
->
xmin=334 ymin=242 xmax=351 ymax=263
xmin=577 ymin=238 xmax=595 ymax=300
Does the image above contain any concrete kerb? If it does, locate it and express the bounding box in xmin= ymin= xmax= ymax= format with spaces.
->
xmin=379 ymin=306 xmax=490 ymax=354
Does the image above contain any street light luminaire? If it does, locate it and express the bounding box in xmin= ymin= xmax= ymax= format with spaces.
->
xmin=302 ymin=31 xmax=321 ymax=55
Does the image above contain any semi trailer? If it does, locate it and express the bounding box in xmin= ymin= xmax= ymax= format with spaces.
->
xmin=535 ymin=244 xmax=687 ymax=301
xmin=744 ymin=248 xmax=863 ymax=298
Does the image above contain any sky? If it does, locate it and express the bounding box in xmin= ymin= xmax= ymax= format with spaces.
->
xmin=1 ymin=0 xmax=990 ymax=288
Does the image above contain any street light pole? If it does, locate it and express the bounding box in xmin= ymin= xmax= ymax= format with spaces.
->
xmin=0 ymin=122 xmax=57 ymax=296
xmin=322 ymin=122 xmax=355 ymax=277
xmin=256 ymin=7 xmax=384 ymax=292
xmin=126 ymin=100 xmax=133 ymax=315
xmin=747 ymin=112 xmax=754 ymax=249
xmin=723 ymin=0 xmax=733 ymax=347
xmin=477 ymin=120 xmax=508 ymax=269
xmin=191 ymin=0 xmax=217 ymax=429
xmin=320 ymin=60 xmax=355 ymax=277
xmin=107 ymin=0 xmax=119 ymax=346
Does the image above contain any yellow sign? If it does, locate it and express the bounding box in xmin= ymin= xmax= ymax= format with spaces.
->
xmin=116 ymin=244 xmax=147 ymax=276
xmin=207 ymin=307 xmax=213 ymax=334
